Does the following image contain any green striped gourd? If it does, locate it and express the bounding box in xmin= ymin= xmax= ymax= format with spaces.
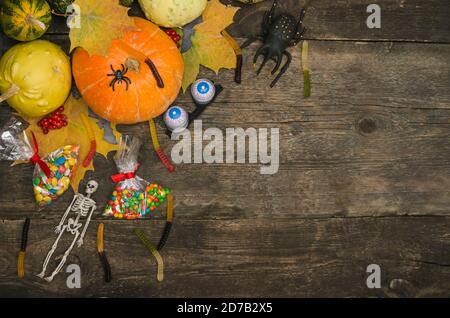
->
xmin=47 ymin=0 xmax=74 ymax=14
xmin=0 ymin=0 xmax=52 ymax=42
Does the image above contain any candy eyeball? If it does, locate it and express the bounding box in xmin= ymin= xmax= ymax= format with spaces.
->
xmin=164 ymin=106 xmax=189 ymax=133
xmin=191 ymin=79 xmax=215 ymax=105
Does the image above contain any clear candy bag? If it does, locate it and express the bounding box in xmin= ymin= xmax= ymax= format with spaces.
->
xmin=104 ymin=135 xmax=171 ymax=220
xmin=0 ymin=117 xmax=80 ymax=209
xmin=104 ymin=136 xmax=148 ymax=219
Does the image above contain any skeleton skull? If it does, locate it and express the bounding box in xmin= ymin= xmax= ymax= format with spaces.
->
xmin=85 ymin=180 xmax=98 ymax=194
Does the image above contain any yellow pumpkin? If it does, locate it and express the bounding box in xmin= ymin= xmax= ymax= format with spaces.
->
xmin=138 ymin=0 xmax=207 ymax=27
xmin=0 ymin=40 xmax=72 ymax=118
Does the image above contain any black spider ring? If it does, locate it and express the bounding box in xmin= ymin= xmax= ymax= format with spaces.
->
xmin=241 ymin=0 xmax=307 ymax=87
xmin=107 ymin=64 xmax=132 ymax=92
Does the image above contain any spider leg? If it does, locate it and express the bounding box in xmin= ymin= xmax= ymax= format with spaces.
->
xmin=295 ymin=8 xmax=306 ymax=33
xmin=253 ymin=45 xmax=269 ymax=66
xmin=124 ymin=77 xmax=132 ymax=90
xmin=110 ymin=65 xmax=115 ymax=73
xmin=125 ymin=79 xmax=129 ymax=91
xmin=270 ymin=51 xmax=292 ymax=88
xmin=241 ymin=37 xmax=260 ymax=49
xmin=123 ymin=67 xmax=128 ymax=76
xmin=107 ymin=73 xmax=115 ymax=76
xmin=262 ymin=0 xmax=278 ymax=37
xmin=265 ymin=0 xmax=278 ymax=26
xmin=121 ymin=64 xmax=125 ymax=73
xmin=256 ymin=51 xmax=271 ymax=75
xmin=110 ymin=79 xmax=117 ymax=91
xmin=292 ymin=27 xmax=307 ymax=46
xmin=253 ymin=46 xmax=270 ymax=74
xmin=271 ymin=51 xmax=283 ymax=75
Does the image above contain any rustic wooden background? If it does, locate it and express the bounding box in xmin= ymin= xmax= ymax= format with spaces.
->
xmin=1 ymin=0 xmax=449 ymax=297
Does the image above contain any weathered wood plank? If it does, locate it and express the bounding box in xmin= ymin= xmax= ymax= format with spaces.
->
xmin=40 ymin=0 xmax=450 ymax=43
xmin=229 ymin=0 xmax=450 ymax=43
xmin=1 ymin=217 xmax=449 ymax=297
xmin=0 ymin=0 xmax=449 ymax=299
xmin=1 ymin=40 xmax=449 ymax=219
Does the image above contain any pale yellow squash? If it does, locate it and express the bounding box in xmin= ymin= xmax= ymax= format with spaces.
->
xmin=138 ymin=0 xmax=207 ymax=27
xmin=0 ymin=40 xmax=72 ymax=118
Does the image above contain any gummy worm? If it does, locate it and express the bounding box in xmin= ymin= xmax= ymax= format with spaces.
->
xmin=133 ymin=229 xmax=164 ymax=282
xmin=18 ymin=218 xmax=30 ymax=279
xmin=149 ymin=119 xmax=175 ymax=172
xmin=222 ymin=30 xmax=242 ymax=84
xmin=302 ymin=40 xmax=311 ymax=98
xmin=157 ymin=193 xmax=173 ymax=251
xmin=145 ymin=58 xmax=164 ymax=88
xmin=97 ymin=223 xmax=112 ymax=283
xmin=80 ymin=113 xmax=96 ymax=167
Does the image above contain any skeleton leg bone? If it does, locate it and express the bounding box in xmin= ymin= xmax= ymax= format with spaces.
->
xmin=37 ymin=225 xmax=67 ymax=278
xmin=77 ymin=206 xmax=95 ymax=247
xmin=45 ymin=231 xmax=80 ymax=282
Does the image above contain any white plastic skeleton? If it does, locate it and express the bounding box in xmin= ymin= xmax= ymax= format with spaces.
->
xmin=37 ymin=180 xmax=98 ymax=282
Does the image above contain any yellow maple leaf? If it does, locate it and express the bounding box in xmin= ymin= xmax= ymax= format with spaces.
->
xmin=182 ymin=0 xmax=239 ymax=91
xmin=17 ymin=96 xmax=121 ymax=193
xmin=70 ymin=0 xmax=136 ymax=56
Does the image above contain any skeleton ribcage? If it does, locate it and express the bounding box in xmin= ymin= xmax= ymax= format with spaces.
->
xmin=71 ymin=195 xmax=95 ymax=216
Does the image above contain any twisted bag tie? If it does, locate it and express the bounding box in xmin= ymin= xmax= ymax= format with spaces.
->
xmin=29 ymin=132 xmax=51 ymax=178
xmin=111 ymin=163 xmax=140 ymax=183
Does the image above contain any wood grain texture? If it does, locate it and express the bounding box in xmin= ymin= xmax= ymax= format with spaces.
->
xmin=1 ymin=217 xmax=450 ymax=298
xmin=228 ymin=0 xmax=450 ymax=42
xmin=0 ymin=40 xmax=449 ymax=219
xmin=40 ymin=0 xmax=450 ymax=43
xmin=0 ymin=1 xmax=450 ymax=298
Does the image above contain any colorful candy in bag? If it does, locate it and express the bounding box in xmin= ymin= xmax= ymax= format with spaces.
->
xmin=143 ymin=183 xmax=170 ymax=217
xmin=0 ymin=117 xmax=79 ymax=209
xmin=103 ymin=135 xmax=170 ymax=220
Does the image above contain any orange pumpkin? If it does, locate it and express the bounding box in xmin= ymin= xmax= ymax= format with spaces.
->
xmin=72 ymin=17 xmax=184 ymax=124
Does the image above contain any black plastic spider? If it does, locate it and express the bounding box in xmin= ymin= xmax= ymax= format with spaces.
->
xmin=107 ymin=64 xmax=131 ymax=91
xmin=241 ymin=0 xmax=307 ymax=87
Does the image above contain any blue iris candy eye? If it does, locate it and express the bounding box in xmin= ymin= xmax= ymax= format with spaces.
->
xmin=197 ymin=81 xmax=210 ymax=94
xmin=169 ymin=107 xmax=181 ymax=119
xmin=191 ymin=79 xmax=215 ymax=105
xmin=164 ymin=106 xmax=189 ymax=133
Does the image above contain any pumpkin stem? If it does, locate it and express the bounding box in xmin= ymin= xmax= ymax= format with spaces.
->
xmin=125 ymin=58 xmax=140 ymax=73
xmin=25 ymin=14 xmax=46 ymax=31
xmin=0 ymin=84 xmax=20 ymax=104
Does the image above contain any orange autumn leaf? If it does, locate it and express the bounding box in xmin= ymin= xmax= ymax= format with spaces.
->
xmin=16 ymin=96 xmax=121 ymax=192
